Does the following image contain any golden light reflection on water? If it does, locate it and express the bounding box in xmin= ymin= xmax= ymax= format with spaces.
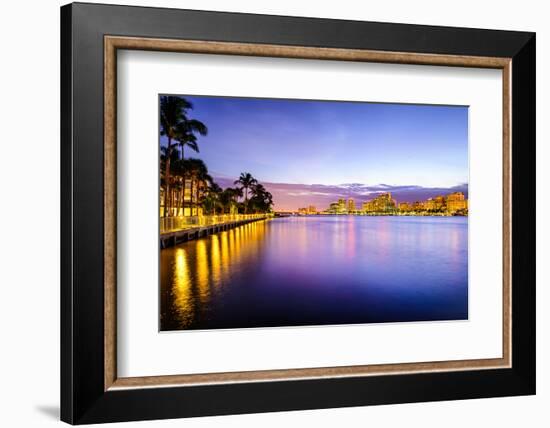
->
xmin=210 ymin=234 xmax=221 ymax=285
xmin=171 ymin=248 xmax=193 ymax=327
xmin=346 ymin=216 xmax=356 ymax=258
xmin=196 ymin=240 xmax=210 ymax=304
xmin=161 ymin=217 xmax=469 ymax=331
xmin=220 ymin=232 xmax=229 ymax=277
xmin=163 ymin=220 xmax=268 ymax=329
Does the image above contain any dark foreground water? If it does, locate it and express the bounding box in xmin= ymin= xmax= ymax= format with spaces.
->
xmin=160 ymin=216 xmax=468 ymax=331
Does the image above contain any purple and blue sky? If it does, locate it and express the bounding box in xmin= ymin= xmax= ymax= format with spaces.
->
xmin=160 ymin=95 xmax=468 ymax=211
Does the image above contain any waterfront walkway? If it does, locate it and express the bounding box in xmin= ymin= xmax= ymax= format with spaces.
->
xmin=160 ymin=214 xmax=269 ymax=249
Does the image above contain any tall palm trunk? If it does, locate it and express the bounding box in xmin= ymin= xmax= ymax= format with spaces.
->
xmin=176 ymin=177 xmax=183 ymax=216
xmin=190 ymin=177 xmax=195 ymax=216
xmin=164 ymin=136 xmax=172 ymax=217
xmin=195 ymin=179 xmax=199 ymax=216
xmin=180 ymin=177 xmax=185 ymax=216
xmin=179 ymin=144 xmax=185 ymax=216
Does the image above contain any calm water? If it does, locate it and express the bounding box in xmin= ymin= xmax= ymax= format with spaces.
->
xmin=160 ymin=216 xmax=468 ymax=331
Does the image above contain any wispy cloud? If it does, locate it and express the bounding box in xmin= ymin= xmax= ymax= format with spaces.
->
xmin=287 ymin=191 xmax=339 ymax=197
xmin=164 ymin=96 xmax=468 ymax=188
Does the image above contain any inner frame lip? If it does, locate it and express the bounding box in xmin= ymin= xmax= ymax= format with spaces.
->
xmin=104 ymin=35 xmax=512 ymax=391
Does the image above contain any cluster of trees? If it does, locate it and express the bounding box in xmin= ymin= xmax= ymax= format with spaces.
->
xmin=160 ymin=96 xmax=273 ymax=217
xmin=203 ymin=172 xmax=274 ymax=215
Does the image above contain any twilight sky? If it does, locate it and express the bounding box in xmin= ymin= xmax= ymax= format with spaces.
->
xmin=160 ymin=95 xmax=468 ymax=211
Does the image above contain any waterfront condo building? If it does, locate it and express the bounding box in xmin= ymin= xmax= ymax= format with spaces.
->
xmin=363 ymin=192 xmax=397 ymax=213
xmin=446 ymin=191 xmax=468 ymax=213
xmin=398 ymin=202 xmax=412 ymax=212
xmin=338 ymin=198 xmax=347 ymax=214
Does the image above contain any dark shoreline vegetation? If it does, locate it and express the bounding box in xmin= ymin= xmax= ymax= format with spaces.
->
xmin=160 ymin=95 xmax=273 ymax=219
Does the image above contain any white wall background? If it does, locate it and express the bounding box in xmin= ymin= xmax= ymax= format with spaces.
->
xmin=0 ymin=0 xmax=546 ymax=426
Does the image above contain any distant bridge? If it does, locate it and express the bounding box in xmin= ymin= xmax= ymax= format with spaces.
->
xmin=274 ymin=212 xmax=294 ymax=217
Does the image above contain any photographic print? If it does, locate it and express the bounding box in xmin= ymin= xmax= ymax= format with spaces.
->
xmin=159 ymin=95 xmax=469 ymax=332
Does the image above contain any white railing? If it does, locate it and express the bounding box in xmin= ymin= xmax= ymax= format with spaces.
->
xmin=160 ymin=214 xmax=269 ymax=233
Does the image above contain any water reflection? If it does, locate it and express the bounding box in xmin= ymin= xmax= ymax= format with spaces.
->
xmin=160 ymin=216 xmax=468 ymax=331
xmin=170 ymin=248 xmax=192 ymax=327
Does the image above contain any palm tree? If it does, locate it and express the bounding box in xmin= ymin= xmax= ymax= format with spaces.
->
xmin=173 ymin=158 xmax=193 ymax=216
xmin=186 ymin=158 xmax=209 ymax=216
xmin=175 ymin=118 xmax=208 ymax=161
xmin=250 ymin=183 xmax=273 ymax=213
xmin=174 ymin=112 xmax=207 ymax=217
xmin=234 ymin=172 xmax=258 ymax=213
xmin=250 ymin=183 xmax=266 ymax=198
xmin=203 ymin=182 xmax=223 ymax=215
xmin=170 ymin=158 xmax=187 ymax=216
xmin=160 ymin=144 xmax=180 ymax=216
xmin=220 ymin=188 xmax=243 ymax=214
xmin=160 ymin=95 xmax=208 ymax=217
xmin=160 ymin=96 xmax=192 ymax=216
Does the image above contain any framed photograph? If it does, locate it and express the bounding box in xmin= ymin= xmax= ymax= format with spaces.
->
xmin=61 ymin=2 xmax=535 ymax=424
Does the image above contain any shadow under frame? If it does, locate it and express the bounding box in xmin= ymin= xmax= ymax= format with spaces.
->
xmin=61 ymin=3 xmax=534 ymax=424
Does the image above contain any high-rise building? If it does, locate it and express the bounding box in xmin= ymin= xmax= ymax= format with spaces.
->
xmin=446 ymin=192 xmax=468 ymax=213
xmin=425 ymin=195 xmax=446 ymax=211
xmin=326 ymin=202 xmax=340 ymax=214
xmin=337 ymin=198 xmax=347 ymax=214
xmin=412 ymin=201 xmax=424 ymax=211
xmin=363 ymin=192 xmax=397 ymax=213
xmin=347 ymin=198 xmax=356 ymax=213
xmin=307 ymin=205 xmax=317 ymax=214
xmin=399 ymin=202 xmax=412 ymax=212
xmin=424 ymin=198 xmax=436 ymax=210
xmin=347 ymin=191 xmax=467 ymax=216
xmin=434 ymin=195 xmax=446 ymax=210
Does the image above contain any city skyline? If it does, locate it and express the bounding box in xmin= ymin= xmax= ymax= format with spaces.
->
xmin=160 ymin=95 xmax=468 ymax=211
xmin=298 ymin=191 xmax=468 ymax=216
xmin=212 ymin=177 xmax=468 ymax=212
